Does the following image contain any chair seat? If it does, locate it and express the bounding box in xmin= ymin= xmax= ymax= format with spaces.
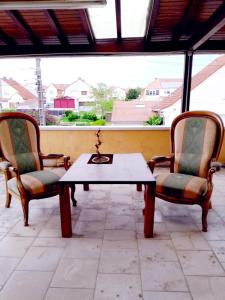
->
xmin=156 ymin=173 xmax=208 ymax=201
xmin=7 ymin=168 xmax=66 ymax=197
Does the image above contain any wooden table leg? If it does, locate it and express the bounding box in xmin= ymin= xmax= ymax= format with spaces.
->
xmin=59 ymin=184 xmax=72 ymax=238
xmin=83 ymin=183 xmax=89 ymax=191
xmin=144 ymin=183 xmax=155 ymax=238
xmin=136 ymin=184 xmax=142 ymax=191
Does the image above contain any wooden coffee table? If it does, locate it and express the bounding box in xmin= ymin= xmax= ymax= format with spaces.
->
xmin=59 ymin=153 xmax=156 ymax=238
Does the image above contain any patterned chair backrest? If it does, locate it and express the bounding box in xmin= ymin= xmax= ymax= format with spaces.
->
xmin=173 ymin=116 xmax=217 ymax=178
xmin=0 ymin=116 xmax=41 ymax=174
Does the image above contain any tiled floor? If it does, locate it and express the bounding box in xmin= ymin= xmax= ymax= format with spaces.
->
xmin=0 ymin=168 xmax=225 ymax=300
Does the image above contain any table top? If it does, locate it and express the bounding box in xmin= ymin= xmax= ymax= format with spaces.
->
xmin=59 ymin=153 xmax=155 ymax=184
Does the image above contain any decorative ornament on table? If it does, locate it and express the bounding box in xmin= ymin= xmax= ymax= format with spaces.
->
xmin=91 ymin=128 xmax=110 ymax=163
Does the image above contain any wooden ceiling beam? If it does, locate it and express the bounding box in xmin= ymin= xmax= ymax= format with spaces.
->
xmin=172 ymin=0 xmax=201 ymax=42
xmin=115 ymin=0 xmax=121 ymax=40
xmin=145 ymin=0 xmax=160 ymax=42
xmin=0 ymin=27 xmax=16 ymax=46
xmin=79 ymin=9 xmax=95 ymax=44
xmin=6 ymin=10 xmax=42 ymax=45
xmin=188 ymin=2 xmax=225 ymax=51
xmin=45 ymin=10 xmax=69 ymax=45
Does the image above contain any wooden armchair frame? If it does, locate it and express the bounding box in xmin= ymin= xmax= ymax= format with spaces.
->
xmin=147 ymin=111 xmax=224 ymax=233
xmin=0 ymin=112 xmax=76 ymax=226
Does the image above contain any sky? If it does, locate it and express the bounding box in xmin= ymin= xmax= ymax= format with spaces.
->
xmin=0 ymin=54 xmax=220 ymax=89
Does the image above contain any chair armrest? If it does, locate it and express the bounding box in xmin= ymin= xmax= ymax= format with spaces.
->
xmin=41 ymin=153 xmax=64 ymax=160
xmin=207 ymin=167 xmax=216 ymax=184
xmin=8 ymin=166 xmax=27 ymax=197
xmin=0 ymin=160 xmax=11 ymax=171
xmin=147 ymin=154 xmax=174 ymax=172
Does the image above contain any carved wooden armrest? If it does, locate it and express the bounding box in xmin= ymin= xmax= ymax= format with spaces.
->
xmin=207 ymin=167 xmax=216 ymax=184
xmin=8 ymin=166 xmax=27 ymax=197
xmin=147 ymin=154 xmax=174 ymax=172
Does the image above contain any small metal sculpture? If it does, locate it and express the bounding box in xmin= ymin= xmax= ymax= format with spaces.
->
xmin=92 ymin=129 xmax=110 ymax=163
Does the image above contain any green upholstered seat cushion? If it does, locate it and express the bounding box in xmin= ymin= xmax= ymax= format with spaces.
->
xmin=7 ymin=167 xmax=66 ymax=197
xmin=156 ymin=173 xmax=208 ymax=201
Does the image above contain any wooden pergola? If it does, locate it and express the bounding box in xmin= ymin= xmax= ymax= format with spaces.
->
xmin=0 ymin=0 xmax=225 ymax=112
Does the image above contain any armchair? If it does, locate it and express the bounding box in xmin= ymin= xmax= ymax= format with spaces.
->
xmin=0 ymin=112 xmax=76 ymax=226
xmin=147 ymin=111 xmax=224 ymax=234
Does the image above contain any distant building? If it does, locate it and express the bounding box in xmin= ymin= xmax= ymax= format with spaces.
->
xmin=110 ymin=86 xmax=127 ymax=100
xmin=157 ymin=55 xmax=225 ymax=125
xmin=45 ymin=83 xmax=69 ymax=106
xmin=111 ymin=100 xmax=156 ymax=125
xmin=140 ymin=78 xmax=182 ymax=101
xmin=65 ymin=78 xmax=94 ymax=112
xmin=0 ymin=77 xmax=38 ymax=110
xmin=54 ymin=96 xmax=76 ymax=109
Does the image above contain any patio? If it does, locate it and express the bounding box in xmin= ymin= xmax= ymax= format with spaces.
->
xmin=0 ymin=166 xmax=225 ymax=300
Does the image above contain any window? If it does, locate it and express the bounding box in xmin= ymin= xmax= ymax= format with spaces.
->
xmin=146 ymin=90 xmax=149 ymax=95
xmin=81 ymin=91 xmax=87 ymax=95
xmin=156 ymin=90 xmax=159 ymax=95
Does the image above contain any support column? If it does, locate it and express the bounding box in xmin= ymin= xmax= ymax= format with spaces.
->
xmin=181 ymin=51 xmax=193 ymax=112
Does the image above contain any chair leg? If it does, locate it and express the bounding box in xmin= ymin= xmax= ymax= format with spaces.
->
xmin=5 ymin=192 xmax=12 ymax=208
xmin=83 ymin=184 xmax=89 ymax=191
xmin=137 ymin=184 xmax=142 ymax=191
xmin=21 ymin=198 xmax=29 ymax=226
xmin=202 ymin=202 xmax=210 ymax=232
xmin=209 ymin=201 xmax=212 ymax=209
xmin=70 ymin=184 xmax=77 ymax=207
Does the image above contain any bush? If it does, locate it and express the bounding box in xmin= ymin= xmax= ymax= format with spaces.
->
xmin=45 ymin=114 xmax=58 ymax=125
xmin=81 ymin=112 xmax=98 ymax=121
xmin=90 ymin=119 xmax=106 ymax=126
xmin=67 ymin=112 xmax=80 ymax=121
xmin=145 ymin=115 xmax=163 ymax=125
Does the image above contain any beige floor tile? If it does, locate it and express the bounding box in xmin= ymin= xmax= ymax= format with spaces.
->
xmin=94 ymin=273 xmax=142 ymax=300
xmin=200 ymin=223 xmax=225 ymax=241
xmin=160 ymin=204 xmax=191 ymax=217
xmin=107 ymin=204 xmax=135 ymax=217
xmin=187 ymin=276 xmax=225 ymax=300
xmin=63 ymin=238 xmax=102 ymax=259
xmin=0 ymin=271 xmax=52 ymax=300
xmin=73 ymin=221 xmax=105 ymax=238
xmin=143 ymin=291 xmax=192 ymax=300
xmin=32 ymin=237 xmax=68 ymax=248
xmin=102 ymin=239 xmax=137 ymax=250
xmin=141 ymin=260 xmax=188 ymax=291
xmin=51 ymin=258 xmax=98 ymax=288
xmin=178 ymin=250 xmax=225 ymax=275
xmin=17 ymin=247 xmax=63 ymax=271
xmin=0 ymin=236 xmax=33 ymax=257
xmin=79 ymin=209 xmax=106 ymax=222
xmin=45 ymin=288 xmax=94 ymax=300
xmin=208 ymin=241 xmax=225 ymax=262
xmin=104 ymin=230 xmax=136 ymax=241
xmin=99 ymin=248 xmax=139 ymax=274
xmin=105 ymin=215 xmax=135 ymax=230
xmin=138 ymin=239 xmax=177 ymax=261
xmin=165 ymin=217 xmax=199 ymax=232
xmin=0 ymin=257 xmax=20 ymax=285
xmin=171 ymin=232 xmax=210 ymax=250
xmin=137 ymin=222 xmax=170 ymax=240
xmin=9 ymin=221 xmax=44 ymax=237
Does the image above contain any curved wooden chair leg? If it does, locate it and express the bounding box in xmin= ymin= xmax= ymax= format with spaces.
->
xmin=201 ymin=202 xmax=210 ymax=232
xmin=5 ymin=193 xmax=12 ymax=208
xmin=70 ymin=184 xmax=77 ymax=207
xmin=209 ymin=201 xmax=212 ymax=209
xmin=21 ymin=199 xmax=29 ymax=226
xmin=137 ymin=184 xmax=142 ymax=191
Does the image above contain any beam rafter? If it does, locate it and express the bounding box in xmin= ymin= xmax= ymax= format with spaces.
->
xmin=145 ymin=0 xmax=160 ymax=42
xmin=115 ymin=0 xmax=121 ymax=40
xmin=79 ymin=9 xmax=95 ymax=44
xmin=188 ymin=2 xmax=225 ymax=51
xmin=6 ymin=10 xmax=42 ymax=45
xmin=0 ymin=27 xmax=16 ymax=46
xmin=172 ymin=0 xmax=201 ymax=42
xmin=45 ymin=10 xmax=69 ymax=45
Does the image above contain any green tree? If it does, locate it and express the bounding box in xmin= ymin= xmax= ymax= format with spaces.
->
xmin=126 ymin=88 xmax=142 ymax=100
xmin=91 ymin=83 xmax=115 ymax=118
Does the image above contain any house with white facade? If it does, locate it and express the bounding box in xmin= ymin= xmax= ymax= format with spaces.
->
xmin=0 ymin=77 xmax=38 ymax=110
xmin=65 ymin=77 xmax=94 ymax=112
xmin=140 ymin=78 xmax=182 ymax=101
xmin=158 ymin=55 xmax=225 ymax=125
xmin=45 ymin=83 xmax=69 ymax=107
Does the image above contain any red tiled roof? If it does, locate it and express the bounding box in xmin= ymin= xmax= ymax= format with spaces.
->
xmin=2 ymin=78 xmax=37 ymax=101
xmin=53 ymin=83 xmax=69 ymax=91
xmin=111 ymin=100 xmax=157 ymax=122
xmin=158 ymin=55 xmax=225 ymax=110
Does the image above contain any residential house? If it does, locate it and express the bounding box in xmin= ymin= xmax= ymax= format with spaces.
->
xmin=158 ymin=55 xmax=225 ymax=125
xmin=111 ymin=100 xmax=155 ymax=125
xmin=45 ymin=83 xmax=69 ymax=107
xmin=110 ymin=86 xmax=127 ymax=100
xmin=140 ymin=78 xmax=182 ymax=101
xmin=0 ymin=77 xmax=38 ymax=110
xmin=65 ymin=77 xmax=94 ymax=112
